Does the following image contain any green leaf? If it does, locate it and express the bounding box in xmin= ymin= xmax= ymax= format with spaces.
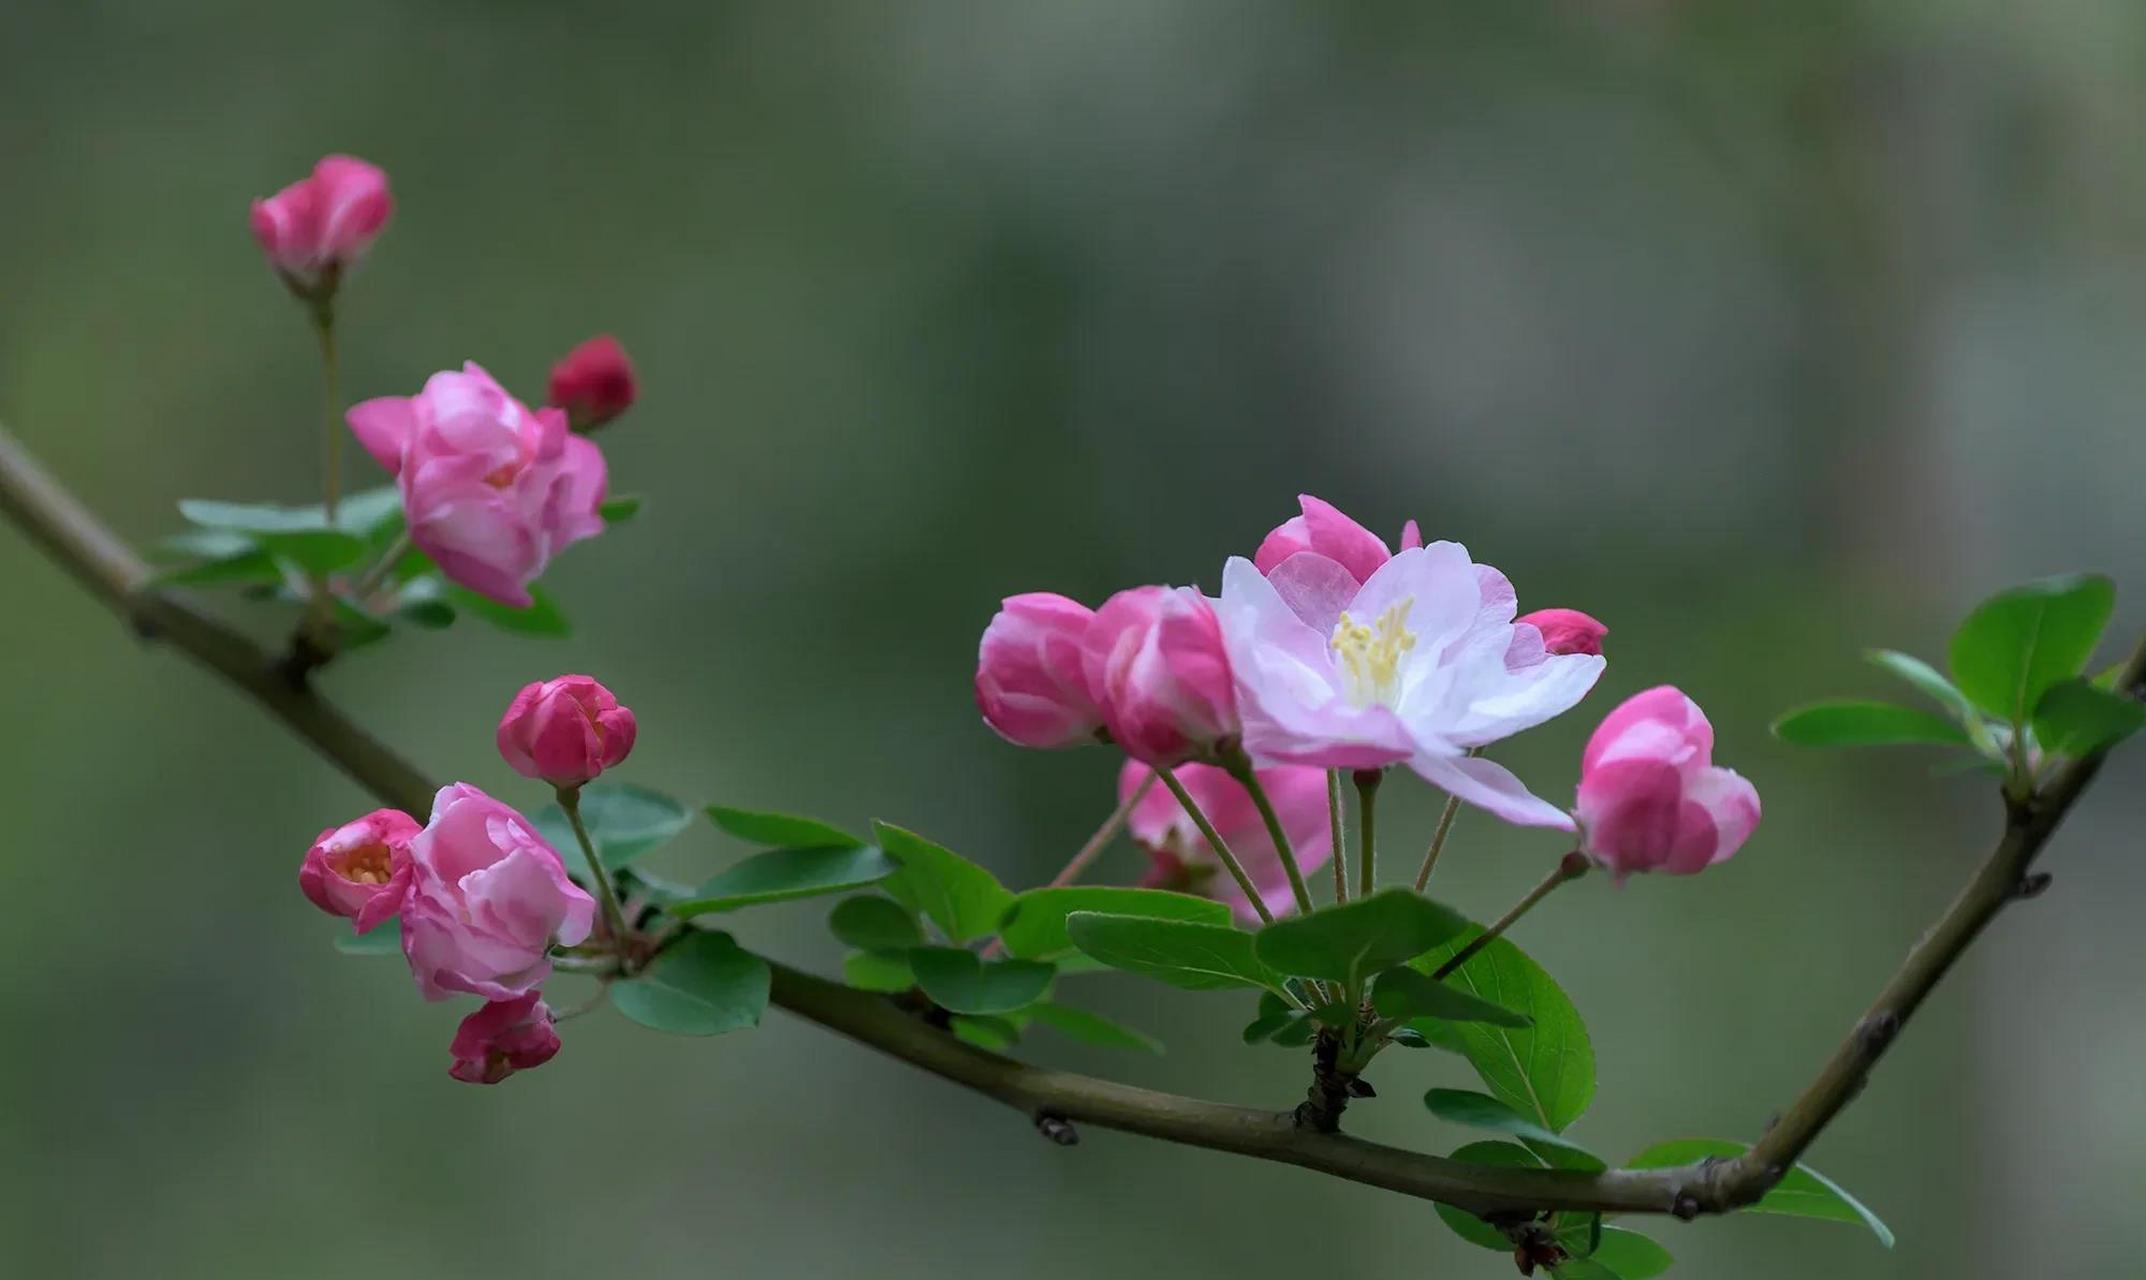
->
xmin=997 ymin=887 xmax=1231 ymax=961
xmin=909 ymin=947 xmax=1055 ymax=1014
xmin=153 ymin=548 xmax=284 ymax=587
xmin=1412 ymin=930 xmax=1594 ymax=1133
xmin=1772 ymin=700 xmax=1971 ymax=748
xmin=334 ymin=486 xmax=406 ymax=539
xmin=950 ymin=1014 xmax=1021 ymax=1051
xmin=1375 ymin=966 xmax=1531 ymax=1027
xmin=1589 ymin=1229 xmax=1673 ymax=1279
xmin=2032 ymin=677 xmax=2146 ymax=758
xmin=1434 ymin=1141 xmax=1544 ymax=1250
xmin=156 ymin=528 xmax=258 ymax=561
xmin=1067 ymin=912 xmax=1284 ymax=994
xmin=1865 ymin=649 xmax=1976 ymax=721
xmin=176 ymin=498 xmax=369 ymax=574
xmin=670 ymin=845 xmax=899 ymax=915
xmin=1950 ymin=574 xmax=2116 ymax=724
xmin=1548 ymin=1262 xmax=1618 ymax=1280
xmin=532 ymin=783 xmax=692 ymax=873
xmin=449 ymin=582 xmax=571 ymax=636
xmin=333 ymin=920 xmax=401 ymax=955
xmin=827 ymin=896 xmax=923 ymax=951
xmin=1627 ymin=1138 xmax=1892 ymax=1246
xmin=1241 ymin=1010 xmax=1299 ymax=1044
xmin=1025 ymin=1001 xmax=1163 ymax=1054
xmin=707 ymin=805 xmax=862 ymax=849
xmin=1254 ymin=889 xmax=1469 ymax=987
xmin=1422 ymin=1088 xmax=1602 ymax=1170
xmin=609 ymin=931 xmax=770 ymax=1036
xmin=841 ymin=949 xmax=915 ymax=992
xmin=873 ymin=823 xmax=1013 ymax=945
xmin=598 ymin=494 xmax=643 ymax=526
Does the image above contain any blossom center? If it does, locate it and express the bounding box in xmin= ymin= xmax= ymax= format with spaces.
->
xmin=333 ymin=841 xmax=395 ymax=886
xmin=1330 ymin=597 xmax=1416 ymax=708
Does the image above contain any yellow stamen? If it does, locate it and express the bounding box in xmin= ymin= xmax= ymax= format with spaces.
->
xmin=1330 ymin=597 xmax=1417 ymax=708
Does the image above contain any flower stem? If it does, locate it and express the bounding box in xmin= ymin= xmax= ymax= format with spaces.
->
xmin=1353 ymin=768 xmax=1384 ymax=898
xmin=557 ymin=784 xmax=634 ymax=967
xmin=313 ymin=304 xmax=343 ymax=525
xmin=1158 ymin=766 xmax=1274 ymax=926
xmin=350 ymin=532 xmax=411 ymax=605
xmin=1220 ymin=747 xmax=1315 ymax=917
xmin=1413 ymin=795 xmax=1462 ymax=892
xmin=1327 ymin=769 xmax=1348 ymax=905
xmin=1431 ymin=851 xmax=1589 ymax=980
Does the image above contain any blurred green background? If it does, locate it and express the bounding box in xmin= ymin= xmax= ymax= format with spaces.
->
xmin=4 ymin=2 xmax=2144 ymax=1276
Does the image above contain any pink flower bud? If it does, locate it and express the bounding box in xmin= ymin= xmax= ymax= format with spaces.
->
xmin=1252 ymin=495 xmax=1394 ymax=587
xmin=345 ymin=362 xmax=608 ymax=607
xmin=1575 ymin=686 xmax=1760 ymax=877
xmin=402 ymin=784 xmax=596 ymax=1002
xmin=299 ymin=809 xmax=420 ymax=933
xmin=1518 ymin=608 xmax=1607 ymax=657
xmin=975 ymin=593 xmax=1104 ymax=748
xmin=447 ymin=992 xmax=562 ymax=1085
xmin=1082 ymin=586 xmax=1239 ymax=767
xmin=250 ymin=155 xmax=392 ymax=297
xmin=496 ymin=674 xmax=638 ymax=788
xmin=547 ymin=335 xmax=638 ymax=432
xmin=1122 ymin=760 xmax=1332 ymax=921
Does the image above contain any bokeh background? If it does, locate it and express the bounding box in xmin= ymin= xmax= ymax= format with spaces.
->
xmin=4 ymin=3 xmax=2144 ymax=1277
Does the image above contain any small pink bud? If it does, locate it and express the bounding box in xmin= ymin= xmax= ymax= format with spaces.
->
xmin=976 ymin=593 xmax=1104 ymax=748
xmin=1251 ymin=495 xmax=1394 ymax=587
xmin=250 ymin=155 xmax=392 ymax=298
xmin=299 ymin=809 xmax=420 ymax=933
xmin=1081 ymin=586 xmax=1239 ymax=768
xmin=1575 ymin=686 xmax=1760 ymax=877
xmin=1518 ymin=608 xmax=1607 ymax=657
xmin=547 ymin=335 xmax=638 ymax=432
xmin=403 ymin=784 xmax=596 ymax=1002
xmin=497 ymin=675 xmax=638 ymax=788
xmin=447 ymin=992 xmax=562 ymax=1085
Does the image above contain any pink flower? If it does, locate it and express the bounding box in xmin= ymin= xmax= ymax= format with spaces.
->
xmin=1214 ymin=542 xmax=1603 ymax=829
xmin=1253 ymin=495 xmax=1398 ymax=587
xmin=346 ymin=363 xmax=608 ymax=607
xmin=976 ymin=593 xmax=1104 ymax=749
xmin=401 ymin=784 xmax=596 ymax=1002
xmin=1575 ymin=686 xmax=1761 ymax=877
xmin=497 ymin=674 xmax=638 ymax=788
xmin=1082 ymin=586 xmax=1239 ymax=767
xmin=547 ymin=335 xmax=637 ymax=432
xmin=447 ymin=993 xmax=563 ymax=1085
xmin=1518 ymin=608 xmax=1607 ymax=657
xmin=1122 ymin=761 xmax=1333 ymax=921
xmin=250 ymin=155 xmax=392 ymax=296
xmin=299 ymin=809 xmax=420 ymax=933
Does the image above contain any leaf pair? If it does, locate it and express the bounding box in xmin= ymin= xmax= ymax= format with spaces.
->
xmin=1776 ymin=574 xmax=2140 ymax=763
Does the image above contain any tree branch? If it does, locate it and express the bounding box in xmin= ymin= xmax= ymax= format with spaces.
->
xmin=4 ymin=418 xmax=2138 ymax=1225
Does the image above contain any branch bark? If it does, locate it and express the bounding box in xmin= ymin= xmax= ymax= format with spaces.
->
xmin=4 ymin=418 xmax=2138 ymax=1225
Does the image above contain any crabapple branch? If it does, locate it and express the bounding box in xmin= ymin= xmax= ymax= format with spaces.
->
xmin=4 ymin=417 xmax=2140 ymax=1224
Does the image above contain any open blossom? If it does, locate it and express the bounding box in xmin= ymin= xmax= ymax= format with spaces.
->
xmin=401 ymin=784 xmax=595 ymax=1002
xmin=1215 ymin=541 xmax=1604 ymax=829
xmin=299 ymin=809 xmax=420 ymax=933
xmin=1518 ymin=608 xmax=1607 ymax=657
xmin=347 ymin=362 xmax=607 ymax=607
xmin=1082 ymin=586 xmax=1239 ymax=767
xmin=547 ymin=335 xmax=637 ymax=432
xmin=448 ymin=993 xmax=562 ymax=1085
xmin=976 ymin=593 xmax=1103 ymax=748
xmin=497 ymin=674 xmax=637 ymax=788
xmin=1123 ymin=761 xmax=1332 ymax=921
xmin=1575 ymin=686 xmax=1760 ymax=877
xmin=1253 ymin=494 xmax=1415 ymax=587
xmin=250 ymin=155 xmax=392 ymax=296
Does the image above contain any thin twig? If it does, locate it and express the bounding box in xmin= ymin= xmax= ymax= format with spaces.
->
xmin=1220 ymin=747 xmax=1315 ymax=917
xmin=1353 ymin=768 xmax=1383 ymax=898
xmin=1327 ymin=769 xmax=1348 ymax=905
xmin=1431 ymin=852 xmax=1589 ymax=980
xmin=1157 ymin=767 xmax=1274 ymax=925
xmin=1414 ymin=794 xmax=1462 ymax=892
xmin=979 ymin=777 xmax=1152 ymax=960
